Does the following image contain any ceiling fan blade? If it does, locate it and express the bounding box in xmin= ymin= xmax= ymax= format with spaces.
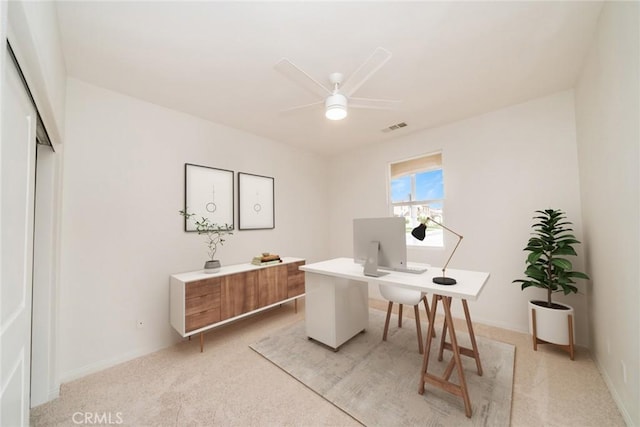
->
xmin=279 ymin=100 xmax=324 ymax=115
xmin=275 ymin=58 xmax=331 ymax=99
xmin=349 ymin=97 xmax=401 ymax=110
xmin=340 ymin=47 xmax=392 ymax=97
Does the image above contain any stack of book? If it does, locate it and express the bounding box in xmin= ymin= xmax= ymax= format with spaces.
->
xmin=251 ymin=253 xmax=282 ymax=266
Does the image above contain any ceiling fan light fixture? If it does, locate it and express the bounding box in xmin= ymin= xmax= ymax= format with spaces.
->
xmin=325 ymin=93 xmax=348 ymax=120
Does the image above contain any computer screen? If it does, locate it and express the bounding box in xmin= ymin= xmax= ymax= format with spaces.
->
xmin=353 ymin=217 xmax=407 ymax=276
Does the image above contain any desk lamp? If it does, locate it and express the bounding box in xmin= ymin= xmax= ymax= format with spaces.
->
xmin=411 ymin=217 xmax=463 ymax=285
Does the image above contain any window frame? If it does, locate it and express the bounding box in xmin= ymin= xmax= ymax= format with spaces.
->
xmin=388 ymin=152 xmax=444 ymax=248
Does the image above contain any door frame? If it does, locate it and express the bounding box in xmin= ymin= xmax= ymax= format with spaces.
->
xmin=30 ymin=143 xmax=61 ymax=406
xmin=2 ymin=15 xmax=63 ymax=409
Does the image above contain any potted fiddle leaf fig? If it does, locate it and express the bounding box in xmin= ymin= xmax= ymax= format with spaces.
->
xmin=179 ymin=209 xmax=233 ymax=273
xmin=513 ymin=209 xmax=589 ymax=359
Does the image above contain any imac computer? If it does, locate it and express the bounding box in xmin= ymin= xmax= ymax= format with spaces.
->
xmin=353 ymin=217 xmax=426 ymax=277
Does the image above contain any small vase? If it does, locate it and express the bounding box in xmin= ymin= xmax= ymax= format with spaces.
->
xmin=204 ymin=260 xmax=221 ymax=273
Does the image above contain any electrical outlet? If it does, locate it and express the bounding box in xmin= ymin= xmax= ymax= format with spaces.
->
xmin=137 ymin=320 xmax=144 ymax=329
xmin=621 ymin=360 xmax=627 ymax=384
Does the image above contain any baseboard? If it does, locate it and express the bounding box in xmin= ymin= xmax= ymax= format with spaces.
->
xmin=29 ymin=384 xmax=61 ymax=409
xmin=48 ymin=385 xmax=60 ymax=402
xmin=59 ymin=339 xmax=178 ymax=384
xmin=470 ymin=314 xmax=529 ymax=335
xmin=593 ymin=354 xmax=634 ymax=426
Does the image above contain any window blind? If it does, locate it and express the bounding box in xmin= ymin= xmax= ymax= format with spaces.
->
xmin=390 ymin=153 xmax=441 ymax=179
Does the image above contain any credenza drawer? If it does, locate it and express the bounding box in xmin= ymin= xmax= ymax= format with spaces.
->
xmin=186 ymin=308 xmax=221 ymax=332
xmin=186 ymin=293 xmax=220 ymax=316
xmin=186 ymin=277 xmax=220 ymax=299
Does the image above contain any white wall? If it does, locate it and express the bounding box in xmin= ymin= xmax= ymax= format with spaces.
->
xmin=574 ymin=2 xmax=639 ymax=425
xmin=58 ymin=78 xmax=330 ymax=381
xmin=328 ymin=91 xmax=589 ymax=344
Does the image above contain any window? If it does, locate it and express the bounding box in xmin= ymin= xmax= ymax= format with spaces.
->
xmin=389 ymin=153 xmax=444 ymax=247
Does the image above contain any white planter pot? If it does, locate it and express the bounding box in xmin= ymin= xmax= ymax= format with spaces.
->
xmin=204 ymin=260 xmax=221 ymax=273
xmin=528 ymin=300 xmax=575 ymax=346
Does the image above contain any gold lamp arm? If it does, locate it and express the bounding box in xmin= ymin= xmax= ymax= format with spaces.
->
xmin=424 ymin=217 xmax=463 ymax=281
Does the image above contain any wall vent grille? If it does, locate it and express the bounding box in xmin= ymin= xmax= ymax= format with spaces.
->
xmin=381 ymin=122 xmax=408 ymax=133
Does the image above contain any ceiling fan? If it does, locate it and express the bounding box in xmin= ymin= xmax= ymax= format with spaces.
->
xmin=275 ymin=47 xmax=400 ymax=121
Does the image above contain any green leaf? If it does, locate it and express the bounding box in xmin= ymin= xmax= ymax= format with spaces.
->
xmin=556 ymin=221 xmax=573 ymax=228
xmin=519 ymin=281 xmax=544 ymax=290
xmin=551 ymin=258 xmax=572 ymax=270
xmin=527 ymin=252 xmax=542 ymax=264
xmin=567 ymin=271 xmax=590 ymax=280
xmin=557 ymin=241 xmax=581 ymax=248
xmin=525 ymin=265 xmax=546 ymax=280
xmin=552 ymin=246 xmax=577 ymax=256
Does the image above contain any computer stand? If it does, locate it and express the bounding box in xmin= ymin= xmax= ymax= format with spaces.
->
xmin=363 ymin=241 xmax=389 ymax=277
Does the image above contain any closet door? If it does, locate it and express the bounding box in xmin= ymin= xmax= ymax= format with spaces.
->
xmin=0 ymin=49 xmax=37 ymax=426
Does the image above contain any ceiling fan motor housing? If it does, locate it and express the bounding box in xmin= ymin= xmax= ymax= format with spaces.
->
xmin=325 ymin=93 xmax=348 ymax=120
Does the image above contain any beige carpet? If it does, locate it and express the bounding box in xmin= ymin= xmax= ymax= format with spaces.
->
xmin=31 ymin=300 xmax=625 ymax=426
xmin=250 ymin=309 xmax=514 ymax=426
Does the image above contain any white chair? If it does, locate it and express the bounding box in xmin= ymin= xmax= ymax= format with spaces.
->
xmin=379 ymin=284 xmax=434 ymax=354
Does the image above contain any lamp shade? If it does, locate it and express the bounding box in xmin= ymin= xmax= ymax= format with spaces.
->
xmin=411 ymin=223 xmax=427 ymax=241
xmin=325 ymin=93 xmax=348 ymax=120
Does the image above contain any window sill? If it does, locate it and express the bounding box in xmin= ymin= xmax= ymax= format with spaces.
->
xmin=408 ymin=244 xmax=445 ymax=250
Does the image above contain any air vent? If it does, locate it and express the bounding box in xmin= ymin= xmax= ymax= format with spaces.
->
xmin=381 ymin=122 xmax=408 ymax=133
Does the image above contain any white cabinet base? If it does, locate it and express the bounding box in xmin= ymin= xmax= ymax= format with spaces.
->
xmin=304 ymin=273 xmax=368 ymax=350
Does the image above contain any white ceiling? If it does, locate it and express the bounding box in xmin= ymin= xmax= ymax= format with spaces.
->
xmin=55 ymin=1 xmax=603 ymax=156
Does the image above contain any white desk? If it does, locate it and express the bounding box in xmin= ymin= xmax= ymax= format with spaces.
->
xmin=300 ymin=257 xmax=490 ymax=418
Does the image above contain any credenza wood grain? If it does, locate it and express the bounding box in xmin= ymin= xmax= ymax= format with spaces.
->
xmin=221 ymin=271 xmax=259 ymax=320
xmin=287 ymin=261 xmax=305 ymax=298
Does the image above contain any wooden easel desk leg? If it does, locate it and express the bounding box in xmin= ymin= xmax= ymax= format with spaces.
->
xmin=418 ymin=295 xmax=475 ymax=418
xmin=436 ymin=298 xmax=483 ymax=376
xmin=200 ymin=332 xmax=204 ymax=353
xmin=462 ymin=299 xmax=483 ymax=376
xmin=438 ymin=312 xmax=448 ymax=361
xmin=418 ymin=294 xmax=439 ymax=395
xmin=441 ymin=296 xmax=472 ymax=417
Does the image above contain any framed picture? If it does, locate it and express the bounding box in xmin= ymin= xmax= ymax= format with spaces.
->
xmin=184 ymin=163 xmax=234 ymax=231
xmin=238 ymin=172 xmax=274 ymax=230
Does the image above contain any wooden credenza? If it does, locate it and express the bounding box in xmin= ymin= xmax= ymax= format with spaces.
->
xmin=170 ymin=257 xmax=305 ymax=351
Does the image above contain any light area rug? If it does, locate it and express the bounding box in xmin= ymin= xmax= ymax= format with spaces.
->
xmin=250 ymin=309 xmax=514 ymax=426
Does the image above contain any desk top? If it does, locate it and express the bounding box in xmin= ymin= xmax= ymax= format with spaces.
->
xmin=300 ymin=257 xmax=489 ymax=301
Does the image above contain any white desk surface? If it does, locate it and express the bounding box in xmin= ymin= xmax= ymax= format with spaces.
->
xmin=300 ymin=257 xmax=490 ymax=301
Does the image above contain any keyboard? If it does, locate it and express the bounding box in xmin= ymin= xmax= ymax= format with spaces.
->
xmin=381 ymin=266 xmax=428 ymax=274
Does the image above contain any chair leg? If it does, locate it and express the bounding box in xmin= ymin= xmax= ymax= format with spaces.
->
xmin=423 ymin=296 xmax=436 ymax=338
xmin=383 ymin=301 xmax=393 ymax=341
xmin=414 ymin=304 xmax=424 ymax=354
xmin=398 ymin=304 xmax=403 ymax=328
